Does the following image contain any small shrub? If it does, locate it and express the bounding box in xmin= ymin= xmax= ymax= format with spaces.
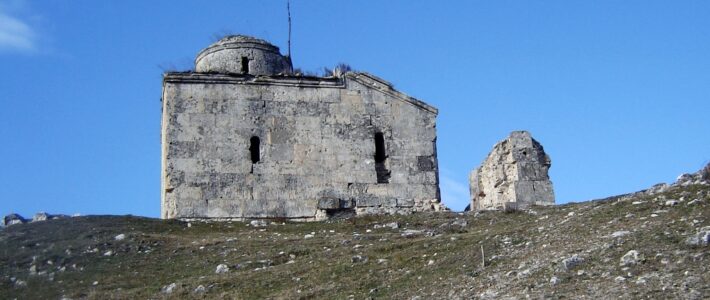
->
xmin=322 ymin=63 xmax=353 ymax=77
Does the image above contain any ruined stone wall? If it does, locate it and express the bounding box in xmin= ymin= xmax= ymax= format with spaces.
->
xmin=161 ymin=72 xmax=441 ymax=220
xmin=469 ymin=131 xmax=554 ymax=211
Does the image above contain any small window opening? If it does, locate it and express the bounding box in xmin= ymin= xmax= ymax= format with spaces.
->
xmin=249 ymin=136 xmax=260 ymax=164
xmin=375 ymin=132 xmax=386 ymax=163
xmin=241 ymin=57 xmax=250 ymax=74
xmin=374 ymin=132 xmax=390 ymax=183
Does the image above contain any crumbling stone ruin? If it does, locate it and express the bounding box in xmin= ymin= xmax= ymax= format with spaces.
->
xmin=469 ymin=131 xmax=555 ymax=211
xmin=161 ymin=35 xmax=442 ymax=221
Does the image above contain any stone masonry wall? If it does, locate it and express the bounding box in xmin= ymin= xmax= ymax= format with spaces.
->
xmin=161 ymin=72 xmax=441 ymax=220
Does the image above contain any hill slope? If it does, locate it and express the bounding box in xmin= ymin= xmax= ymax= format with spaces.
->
xmin=1 ymin=182 xmax=709 ymax=299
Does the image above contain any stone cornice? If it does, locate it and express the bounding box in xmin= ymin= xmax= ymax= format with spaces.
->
xmin=345 ymin=72 xmax=438 ymax=115
xmin=163 ymin=72 xmax=438 ymax=115
xmin=163 ymin=72 xmax=344 ymax=88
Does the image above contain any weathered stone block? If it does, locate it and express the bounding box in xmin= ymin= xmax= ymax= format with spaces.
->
xmin=356 ymin=195 xmax=381 ymax=207
xmin=397 ymin=198 xmax=415 ymax=207
xmin=469 ymin=131 xmax=554 ymax=211
xmin=317 ymin=197 xmax=339 ymax=209
xmin=417 ymin=156 xmax=436 ymax=171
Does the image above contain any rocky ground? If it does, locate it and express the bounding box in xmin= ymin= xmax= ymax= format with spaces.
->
xmin=1 ymin=168 xmax=709 ymax=299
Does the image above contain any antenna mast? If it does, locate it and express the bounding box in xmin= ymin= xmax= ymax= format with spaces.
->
xmin=287 ymin=0 xmax=292 ymax=58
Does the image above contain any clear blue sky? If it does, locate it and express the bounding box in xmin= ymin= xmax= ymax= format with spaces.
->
xmin=1 ymin=0 xmax=708 ymax=217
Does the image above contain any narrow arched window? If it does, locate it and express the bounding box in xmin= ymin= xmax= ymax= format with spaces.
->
xmin=374 ymin=132 xmax=386 ymax=163
xmin=374 ymin=132 xmax=390 ymax=183
xmin=241 ymin=56 xmax=250 ymax=74
xmin=249 ymin=136 xmax=260 ymax=164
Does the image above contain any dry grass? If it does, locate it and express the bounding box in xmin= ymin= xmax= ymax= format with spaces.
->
xmin=1 ymin=183 xmax=709 ymax=299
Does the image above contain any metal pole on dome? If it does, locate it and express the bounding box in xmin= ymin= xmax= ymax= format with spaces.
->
xmin=287 ymin=0 xmax=292 ymax=59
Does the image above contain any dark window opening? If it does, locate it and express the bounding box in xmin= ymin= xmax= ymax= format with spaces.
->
xmin=374 ymin=132 xmax=390 ymax=183
xmin=241 ymin=57 xmax=250 ymax=74
xmin=249 ymin=136 xmax=260 ymax=164
xmin=375 ymin=132 xmax=386 ymax=163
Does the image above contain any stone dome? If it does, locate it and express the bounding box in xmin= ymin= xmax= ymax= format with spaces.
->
xmin=195 ymin=35 xmax=292 ymax=75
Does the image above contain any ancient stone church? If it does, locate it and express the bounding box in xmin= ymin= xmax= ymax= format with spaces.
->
xmin=161 ymin=35 xmax=442 ymax=220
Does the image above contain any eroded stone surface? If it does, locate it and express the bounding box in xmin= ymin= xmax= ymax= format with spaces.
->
xmin=195 ymin=35 xmax=292 ymax=76
xmin=161 ymin=36 xmax=441 ymax=221
xmin=469 ymin=131 xmax=554 ymax=211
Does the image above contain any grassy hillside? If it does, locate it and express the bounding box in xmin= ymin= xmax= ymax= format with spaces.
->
xmin=1 ymin=183 xmax=709 ymax=299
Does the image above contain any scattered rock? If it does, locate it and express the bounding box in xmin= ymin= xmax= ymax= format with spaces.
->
xmin=249 ymin=220 xmax=268 ymax=227
xmin=550 ymin=276 xmax=560 ymax=286
xmin=32 ymin=212 xmax=51 ymax=222
xmin=304 ymin=233 xmax=314 ymax=239
xmin=620 ymin=250 xmax=644 ymax=266
xmin=687 ymin=199 xmax=701 ymax=206
xmin=644 ymin=183 xmax=669 ymax=195
xmin=162 ymin=283 xmax=177 ymax=294
xmin=351 ymin=255 xmax=368 ymax=263
xmin=451 ymin=219 xmax=468 ymax=227
xmin=664 ymin=200 xmax=679 ymax=206
xmin=3 ymin=213 xmax=26 ymax=227
xmin=401 ymin=229 xmax=423 ymax=237
xmin=685 ymin=227 xmax=710 ymax=246
xmin=114 ymin=234 xmax=126 ymax=241
xmin=374 ymin=222 xmax=399 ymax=229
xmin=480 ymin=289 xmax=499 ymax=299
xmin=676 ymin=174 xmax=694 ymax=185
xmin=614 ymin=276 xmax=626 ymax=283
xmin=518 ymin=269 xmax=531 ymax=278
xmin=610 ymin=231 xmax=631 ymax=238
xmin=103 ymin=250 xmax=114 ymax=256
xmin=561 ymin=254 xmax=584 ymax=271
xmin=14 ymin=279 xmax=27 ymax=288
xmin=215 ymin=264 xmax=229 ymax=274
xmin=674 ymin=163 xmax=710 ymax=186
xmin=702 ymin=162 xmax=710 ymax=182
xmin=194 ymin=285 xmax=206 ymax=293
xmin=23 ymin=212 xmax=68 ymax=223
